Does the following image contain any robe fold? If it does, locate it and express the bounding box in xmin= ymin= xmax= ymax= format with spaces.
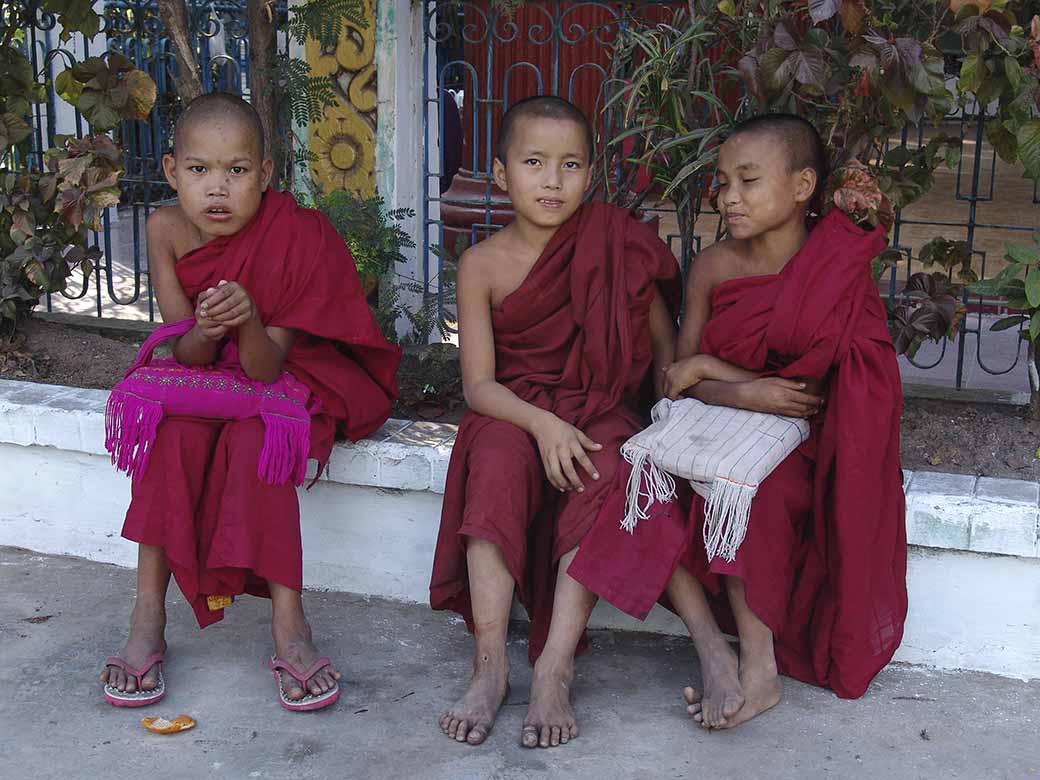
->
xmin=571 ymin=210 xmax=906 ymax=698
xmin=122 ymin=190 xmax=401 ymax=627
xmin=429 ymin=202 xmax=681 ymax=662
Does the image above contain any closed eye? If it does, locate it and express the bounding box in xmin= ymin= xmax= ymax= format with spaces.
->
xmin=742 ymin=178 xmax=760 ymax=183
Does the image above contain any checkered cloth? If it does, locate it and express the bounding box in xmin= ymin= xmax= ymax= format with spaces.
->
xmin=620 ymin=398 xmax=810 ymax=562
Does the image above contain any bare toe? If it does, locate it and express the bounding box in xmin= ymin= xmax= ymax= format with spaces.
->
xmin=522 ymin=726 xmax=539 ymax=748
xmin=683 ymin=686 xmax=700 ymax=706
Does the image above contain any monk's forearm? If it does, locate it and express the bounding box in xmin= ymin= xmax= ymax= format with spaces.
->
xmin=464 ymin=380 xmax=554 ymax=436
xmin=173 ymin=324 xmax=222 ymax=366
xmin=689 ymin=378 xmax=754 ymax=410
xmin=691 ymin=354 xmax=758 ymax=384
xmin=236 ymin=317 xmax=287 ymax=383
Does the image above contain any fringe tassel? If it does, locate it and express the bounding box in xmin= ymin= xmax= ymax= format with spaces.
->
xmin=619 ymin=443 xmax=676 ymax=534
xmin=702 ymin=478 xmax=756 ymax=563
xmin=258 ymin=412 xmax=310 ymax=486
xmin=104 ymin=390 xmax=164 ymax=481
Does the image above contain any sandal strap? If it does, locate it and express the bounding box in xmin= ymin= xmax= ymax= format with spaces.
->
xmin=105 ymin=653 xmax=164 ymax=684
xmin=268 ymin=656 xmax=333 ymax=686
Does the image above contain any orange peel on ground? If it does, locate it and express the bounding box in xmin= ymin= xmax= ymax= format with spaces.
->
xmin=141 ymin=714 xmax=196 ymax=734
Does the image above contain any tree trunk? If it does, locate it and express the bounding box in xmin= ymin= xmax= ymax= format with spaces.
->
xmin=1030 ymin=339 xmax=1040 ymax=420
xmin=246 ymin=0 xmax=280 ymax=186
xmin=157 ymin=0 xmax=203 ymax=104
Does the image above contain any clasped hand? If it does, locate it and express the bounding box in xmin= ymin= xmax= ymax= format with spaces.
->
xmin=195 ymin=280 xmax=256 ymax=341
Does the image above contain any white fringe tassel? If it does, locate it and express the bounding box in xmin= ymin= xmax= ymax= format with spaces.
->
xmin=702 ymin=478 xmax=756 ymax=563
xmin=619 ymin=443 xmax=676 ymax=534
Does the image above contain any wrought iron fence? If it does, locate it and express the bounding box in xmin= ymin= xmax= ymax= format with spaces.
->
xmin=5 ymin=0 xmax=287 ymax=320
xmin=421 ymin=0 xmax=1040 ymax=393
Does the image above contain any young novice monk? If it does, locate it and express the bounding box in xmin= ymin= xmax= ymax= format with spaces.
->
xmin=100 ymin=93 xmax=400 ymax=710
xmin=572 ymin=114 xmax=907 ymax=728
xmin=429 ymin=96 xmax=680 ymax=747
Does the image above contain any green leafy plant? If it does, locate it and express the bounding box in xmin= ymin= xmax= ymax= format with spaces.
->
xmin=1 ymin=0 xmax=157 ymax=331
xmin=970 ymin=237 xmax=1040 ymax=416
xmin=601 ymin=0 xmax=1040 ymax=359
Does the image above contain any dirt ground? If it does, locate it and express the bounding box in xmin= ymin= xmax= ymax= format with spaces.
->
xmin=2 ymin=317 xmax=1037 ymax=480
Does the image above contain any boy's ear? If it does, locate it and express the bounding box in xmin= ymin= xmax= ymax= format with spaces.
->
xmin=162 ymin=154 xmax=178 ymax=190
xmin=260 ymin=157 xmax=275 ymax=191
xmin=795 ymin=167 xmax=817 ymax=205
xmin=492 ymin=157 xmax=508 ymax=192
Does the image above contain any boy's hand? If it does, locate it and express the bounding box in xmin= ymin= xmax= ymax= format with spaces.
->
xmin=194 ymin=291 xmax=228 ymax=341
xmin=740 ymin=377 xmax=823 ymax=418
xmin=662 ymin=356 xmax=708 ymax=400
xmin=531 ymin=413 xmax=602 ymax=493
xmin=198 ymin=280 xmax=256 ymax=329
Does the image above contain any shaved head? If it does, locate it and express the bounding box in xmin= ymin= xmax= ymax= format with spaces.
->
xmin=727 ymin=113 xmax=828 ymax=208
xmin=173 ymin=92 xmax=266 ymax=160
xmin=496 ymin=95 xmax=594 ymax=164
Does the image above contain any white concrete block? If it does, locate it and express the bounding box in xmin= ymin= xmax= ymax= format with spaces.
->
xmin=0 ymin=401 xmax=35 ymax=446
xmin=976 ymin=476 xmax=1040 ymax=506
xmin=326 ymin=444 xmax=382 ymax=487
xmin=905 ymin=492 xmax=972 ymax=550
xmin=429 ymin=443 xmax=452 ymax=495
xmin=969 ymin=504 xmax=1039 ymax=558
xmin=909 ymin=471 xmax=977 ymax=497
xmin=378 ymin=443 xmax=433 ymax=491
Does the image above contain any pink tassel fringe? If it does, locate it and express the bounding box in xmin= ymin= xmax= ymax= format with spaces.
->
xmin=258 ymin=412 xmax=310 ymax=486
xmin=105 ymin=390 xmax=164 ymax=481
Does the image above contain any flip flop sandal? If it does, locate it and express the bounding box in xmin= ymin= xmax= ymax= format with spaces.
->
xmin=268 ymin=656 xmax=340 ymax=712
xmin=103 ymin=652 xmax=166 ymax=708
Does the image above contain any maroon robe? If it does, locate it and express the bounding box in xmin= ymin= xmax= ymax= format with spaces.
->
xmin=429 ymin=202 xmax=681 ymax=661
xmin=571 ymin=210 xmax=907 ymax=698
xmin=122 ymin=190 xmax=400 ymax=627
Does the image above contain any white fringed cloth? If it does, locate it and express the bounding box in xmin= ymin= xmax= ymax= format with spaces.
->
xmin=620 ymin=398 xmax=811 ymax=562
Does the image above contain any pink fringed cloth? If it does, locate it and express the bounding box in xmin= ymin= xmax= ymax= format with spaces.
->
xmin=106 ymin=318 xmax=319 ymax=487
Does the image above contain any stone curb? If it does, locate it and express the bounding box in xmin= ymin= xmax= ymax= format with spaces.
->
xmin=2 ymin=379 xmax=1037 ymax=559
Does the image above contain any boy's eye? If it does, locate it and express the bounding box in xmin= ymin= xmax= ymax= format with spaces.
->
xmin=563 ymin=161 xmax=582 ymax=170
xmin=524 ymin=158 xmax=541 ymax=166
xmin=230 ymin=166 xmax=246 ymax=175
xmin=189 ymin=166 xmax=206 ymax=174
xmin=742 ymin=178 xmax=759 ymax=184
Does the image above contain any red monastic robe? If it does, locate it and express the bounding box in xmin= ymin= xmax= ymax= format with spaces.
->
xmin=122 ymin=190 xmax=400 ymax=627
xmin=571 ymin=210 xmax=907 ymax=698
xmin=429 ymin=202 xmax=681 ymax=662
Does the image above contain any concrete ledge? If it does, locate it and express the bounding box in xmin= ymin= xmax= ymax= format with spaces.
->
xmin=1 ymin=379 xmax=1039 ymax=680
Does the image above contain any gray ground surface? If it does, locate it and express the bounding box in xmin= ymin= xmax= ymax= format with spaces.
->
xmin=1 ymin=547 xmax=1037 ymax=780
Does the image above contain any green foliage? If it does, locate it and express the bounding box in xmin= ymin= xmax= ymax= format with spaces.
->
xmin=602 ymin=0 xmax=1040 ymax=359
xmin=970 ymin=236 xmax=1040 ymax=343
xmin=288 ymin=0 xmax=367 ymax=48
xmin=1 ymin=0 xmax=156 ymax=329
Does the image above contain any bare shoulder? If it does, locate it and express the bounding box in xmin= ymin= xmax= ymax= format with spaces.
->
xmin=458 ymin=230 xmax=510 ymax=281
xmin=146 ymin=205 xmax=201 ymax=263
xmin=688 ymin=239 xmax=746 ymax=292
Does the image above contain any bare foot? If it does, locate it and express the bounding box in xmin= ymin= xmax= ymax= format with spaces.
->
xmin=272 ymin=613 xmax=341 ymax=701
xmin=99 ymin=596 xmax=167 ymax=693
xmin=439 ymin=650 xmax=509 ymax=745
xmin=681 ymin=633 xmax=744 ymax=729
xmin=522 ymin=657 xmax=579 ymax=748
xmin=692 ymin=662 xmax=781 ymax=730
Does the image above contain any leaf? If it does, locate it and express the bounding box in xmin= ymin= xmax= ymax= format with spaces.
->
xmin=21 ymin=259 xmax=49 ymax=290
xmin=895 ymin=38 xmax=922 ymax=68
xmin=1005 ymin=56 xmax=1024 ymax=92
xmin=717 ymin=0 xmax=736 ymax=16
xmin=773 ymin=22 xmax=797 ymax=51
xmin=1016 ymin=120 xmax=1040 ymax=181
xmin=1006 ymin=243 xmax=1037 ymax=266
xmin=53 ymin=69 xmax=84 ymax=106
xmin=1027 ymin=266 xmax=1040 ymax=308
xmin=991 ymin=314 xmax=1029 ymax=331
xmin=809 ymin=0 xmax=840 ymax=23
xmin=986 ymin=119 xmax=1018 ymax=163
xmin=1032 ymin=310 xmax=1040 ymax=342
xmin=839 ymin=0 xmax=867 ymax=33
xmin=959 ymin=54 xmax=983 ymax=93
xmin=0 ymin=300 xmax=16 ymax=321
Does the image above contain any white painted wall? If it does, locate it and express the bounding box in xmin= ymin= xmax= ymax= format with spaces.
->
xmin=3 ymin=437 xmax=1039 ymax=680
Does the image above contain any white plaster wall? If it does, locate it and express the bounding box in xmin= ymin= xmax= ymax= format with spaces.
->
xmin=3 ymin=438 xmax=1039 ymax=680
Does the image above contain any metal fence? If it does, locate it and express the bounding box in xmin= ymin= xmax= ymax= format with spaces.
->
xmin=5 ymin=0 xmax=287 ymax=320
xmin=421 ymin=0 xmax=1040 ymax=393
